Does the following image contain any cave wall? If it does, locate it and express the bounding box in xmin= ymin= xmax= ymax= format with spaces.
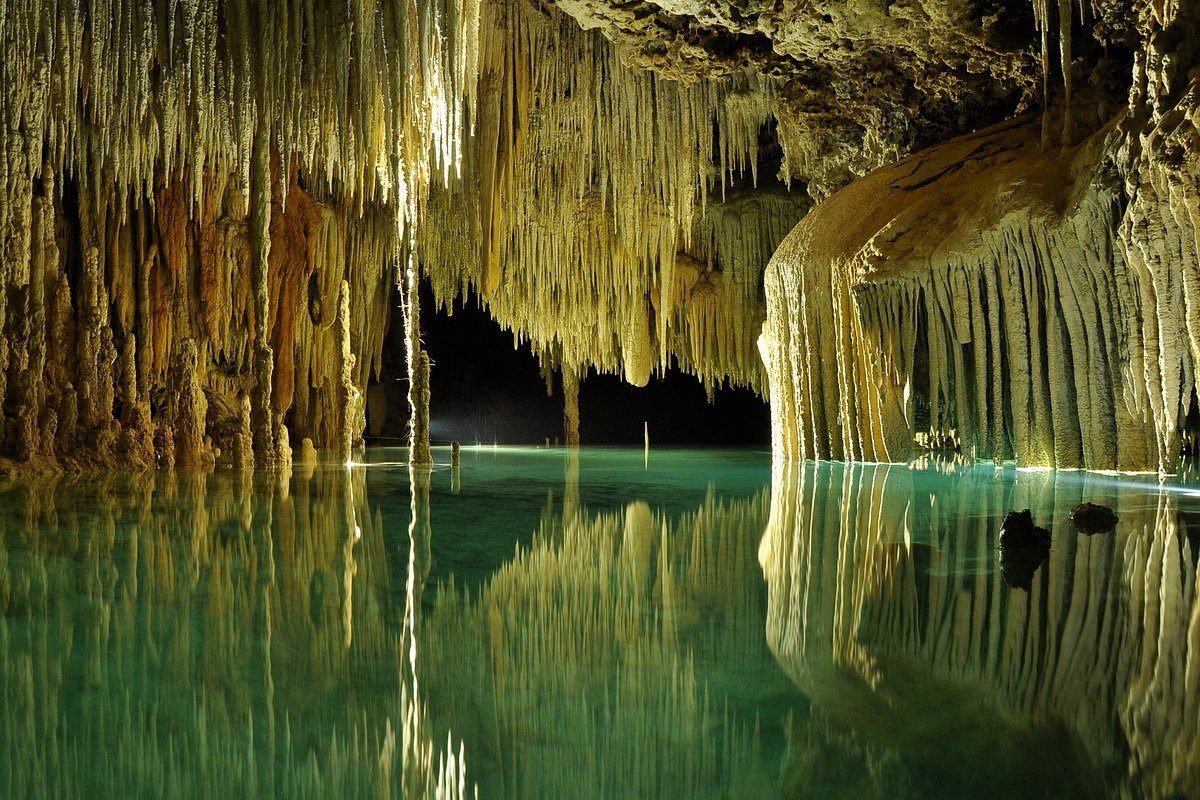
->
xmin=0 ymin=0 xmax=477 ymax=469
xmin=762 ymin=14 xmax=1200 ymax=472
xmin=0 ymin=0 xmax=1184 ymax=469
xmin=0 ymin=154 xmax=391 ymax=471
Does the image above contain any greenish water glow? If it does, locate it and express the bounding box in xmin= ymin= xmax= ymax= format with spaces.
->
xmin=0 ymin=447 xmax=1197 ymax=798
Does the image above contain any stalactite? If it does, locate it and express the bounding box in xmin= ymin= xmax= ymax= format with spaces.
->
xmin=0 ymin=0 xmax=476 ymax=471
xmin=422 ymin=0 xmax=802 ymax=398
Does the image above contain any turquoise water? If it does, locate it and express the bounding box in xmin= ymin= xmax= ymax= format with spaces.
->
xmin=0 ymin=447 xmax=1198 ymax=798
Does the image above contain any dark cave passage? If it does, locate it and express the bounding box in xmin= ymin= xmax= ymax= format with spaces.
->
xmin=366 ymin=284 xmax=770 ymax=447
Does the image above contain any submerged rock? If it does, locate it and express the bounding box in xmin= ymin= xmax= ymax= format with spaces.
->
xmin=999 ymin=510 xmax=1051 ymax=591
xmin=1069 ymin=503 xmax=1119 ymax=534
xmin=999 ymin=510 xmax=1051 ymax=549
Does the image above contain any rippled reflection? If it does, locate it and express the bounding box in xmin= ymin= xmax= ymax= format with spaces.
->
xmin=0 ymin=466 xmax=468 ymax=799
xmin=7 ymin=452 xmax=1196 ymax=798
xmin=420 ymin=469 xmax=781 ymax=798
xmin=761 ymin=461 xmax=1200 ymax=799
xmin=0 ymin=450 xmax=782 ymax=799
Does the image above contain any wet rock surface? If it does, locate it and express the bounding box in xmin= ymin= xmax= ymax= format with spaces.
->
xmin=1069 ymin=502 xmax=1119 ymax=534
xmin=999 ymin=509 xmax=1051 ymax=590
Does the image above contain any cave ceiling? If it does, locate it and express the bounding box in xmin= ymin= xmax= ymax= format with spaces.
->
xmin=543 ymin=0 xmax=1135 ymax=193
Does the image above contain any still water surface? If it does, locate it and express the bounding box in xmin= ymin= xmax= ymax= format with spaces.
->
xmin=0 ymin=447 xmax=1197 ymax=798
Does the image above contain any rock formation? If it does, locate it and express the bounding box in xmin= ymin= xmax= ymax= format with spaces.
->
xmin=0 ymin=0 xmax=1195 ymax=468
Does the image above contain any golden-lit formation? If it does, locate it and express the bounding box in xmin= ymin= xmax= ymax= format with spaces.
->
xmin=760 ymin=6 xmax=1200 ymax=472
xmin=416 ymin=0 xmax=808 ymax=396
xmin=0 ymin=0 xmax=474 ymax=469
xmin=1 ymin=0 xmax=1195 ymax=468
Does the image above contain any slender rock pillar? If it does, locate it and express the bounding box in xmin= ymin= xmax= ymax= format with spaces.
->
xmin=336 ymin=280 xmax=357 ymax=463
xmin=174 ymin=339 xmax=209 ymax=467
xmin=563 ymin=366 xmax=581 ymax=447
xmin=405 ymin=254 xmax=432 ymax=465
xmin=249 ymin=130 xmax=277 ymax=467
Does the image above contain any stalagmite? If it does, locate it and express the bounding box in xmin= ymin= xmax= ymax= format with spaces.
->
xmin=174 ymin=340 xmax=212 ymax=468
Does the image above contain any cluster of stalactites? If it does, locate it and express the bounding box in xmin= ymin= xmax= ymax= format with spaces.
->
xmin=421 ymin=0 xmax=801 ymax=396
xmin=0 ymin=0 xmax=484 ymax=468
xmin=0 ymin=0 xmax=479 ymax=224
xmin=761 ymin=103 xmax=1200 ymax=473
xmin=0 ymin=155 xmax=395 ymax=470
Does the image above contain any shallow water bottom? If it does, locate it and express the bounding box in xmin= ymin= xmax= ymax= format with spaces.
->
xmin=0 ymin=446 xmax=1197 ymax=798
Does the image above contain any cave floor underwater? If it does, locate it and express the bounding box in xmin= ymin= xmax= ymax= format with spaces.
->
xmin=0 ymin=444 xmax=1197 ymax=799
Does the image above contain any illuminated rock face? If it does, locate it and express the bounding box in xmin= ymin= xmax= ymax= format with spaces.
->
xmin=761 ymin=112 xmax=1138 ymax=467
xmin=0 ymin=1 xmax=478 ymax=469
xmin=0 ymin=0 xmax=1193 ymax=468
xmin=762 ymin=78 xmax=1200 ymax=471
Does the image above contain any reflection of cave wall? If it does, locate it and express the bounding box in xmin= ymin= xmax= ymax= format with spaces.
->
xmin=760 ymin=461 xmax=1200 ymax=798
xmin=0 ymin=465 xmax=474 ymax=796
xmin=422 ymin=485 xmax=783 ymax=798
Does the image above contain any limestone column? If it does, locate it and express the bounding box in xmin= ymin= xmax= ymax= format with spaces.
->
xmin=336 ymin=280 xmax=357 ymax=463
xmin=563 ymin=366 xmax=581 ymax=447
xmin=405 ymin=254 xmax=432 ymax=465
xmin=249 ymin=129 xmax=277 ymax=467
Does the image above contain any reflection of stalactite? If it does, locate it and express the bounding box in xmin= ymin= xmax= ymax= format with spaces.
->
xmin=0 ymin=465 xmax=468 ymax=798
xmin=423 ymin=488 xmax=776 ymax=798
xmin=760 ymin=461 xmax=1200 ymax=798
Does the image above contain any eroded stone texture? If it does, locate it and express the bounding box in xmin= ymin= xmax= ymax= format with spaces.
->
xmin=762 ymin=3 xmax=1200 ymax=472
xmin=0 ymin=0 xmax=475 ymax=470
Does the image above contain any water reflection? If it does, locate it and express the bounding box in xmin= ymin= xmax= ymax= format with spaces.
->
xmin=0 ymin=466 xmax=468 ymax=799
xmin=761 ymin=461 xmax=1200 ymax=799
xmin=420 ymin=482 xmax=782 ymax=799
xmin=7 ymin=452 xmax=1196 ymax=798
xmin=0 ymin=451 xmax=783 ymax=799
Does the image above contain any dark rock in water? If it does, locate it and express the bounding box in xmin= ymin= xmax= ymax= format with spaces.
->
xmin=999 ymin=509 xmax=1051 ymax=548
xmin=999 ymin=509 xmax=1051 ymax=591
xmin=999 ymin=542 xmax=1050 ymax=591
xmin=1069 ymin=502 xmax=1119 ymax=534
